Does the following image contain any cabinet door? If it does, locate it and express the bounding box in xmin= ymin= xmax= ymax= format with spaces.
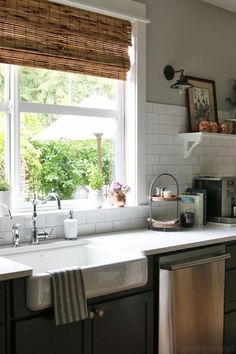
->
xmin=0 ymin=283 xmax=6 ymax=354
xmin=0 ymin=324 xmax=6 ymax=354
xmin=224 ymin=311 xmax=236 ymax=354
xmin=0 ymin=284 xmax=5 ymax=324
xmin=15 ymin=315 xmax=83 ymax=354
xmin=85 ymin=292 xmax=153 ymax=354
xmin=225 ymin=269 xmax=236 ymax=312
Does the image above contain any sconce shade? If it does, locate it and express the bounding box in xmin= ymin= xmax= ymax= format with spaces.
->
xmin=164 ymin=65 xmax=193 ymax=90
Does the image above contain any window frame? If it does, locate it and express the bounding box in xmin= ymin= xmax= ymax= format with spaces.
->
xmin=0 ymin=0 xmax=147 ymax=213
xmin=7 ymin=66 xmax=125 ymax=212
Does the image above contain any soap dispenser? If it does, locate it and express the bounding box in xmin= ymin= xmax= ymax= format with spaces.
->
xmin=64 ymin=210 xmax=78 ymax=240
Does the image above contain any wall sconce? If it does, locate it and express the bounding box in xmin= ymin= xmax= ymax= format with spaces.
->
xmin=163 ymin=65 xmax=193 ymax=93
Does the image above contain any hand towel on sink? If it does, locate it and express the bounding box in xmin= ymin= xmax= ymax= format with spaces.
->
xmin=48 ymin=267 xmax=88 ymax=326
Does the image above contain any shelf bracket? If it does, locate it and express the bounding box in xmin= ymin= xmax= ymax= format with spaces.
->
xmin=179 ymin=133 xmax=203 ymax=158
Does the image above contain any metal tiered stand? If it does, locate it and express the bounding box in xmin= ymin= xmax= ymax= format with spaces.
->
xmin=148 ymin=173 xmax=181 ymax=231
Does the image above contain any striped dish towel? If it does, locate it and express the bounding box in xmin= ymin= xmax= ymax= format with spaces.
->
xmin=48 ymin=267 xmax=88 ymax=326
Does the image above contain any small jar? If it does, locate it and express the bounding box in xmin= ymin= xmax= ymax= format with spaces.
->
xmin=218 ymin=123 xmax=229 ymax=134
xmin=199 ymin=120 xmax=210 ymax=132
xmin=209 ymin=121 xmax=218 ymax=133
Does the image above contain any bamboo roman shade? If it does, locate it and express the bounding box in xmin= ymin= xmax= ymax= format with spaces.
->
xmin=0 ymin=0 xmax=132 ymax=80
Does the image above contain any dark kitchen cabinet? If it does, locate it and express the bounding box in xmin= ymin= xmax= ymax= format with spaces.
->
xmin=85 ymin=292 xmax=153 ymax=354
xmin=0 ymin=281 xmax=10 ymax=354
xmin=15 ymin=315 xmax=83 ymax=354
xmin=0 ymin=283 xmax=6 ymax=354
xmin=10 ymin=277 xmax=153 ymax=354
xmin=224 ymin=244 xmax=236 ymax=354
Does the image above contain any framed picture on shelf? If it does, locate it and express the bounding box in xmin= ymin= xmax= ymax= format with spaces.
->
xmin=185 ymin=76 xmax=218 ymax=132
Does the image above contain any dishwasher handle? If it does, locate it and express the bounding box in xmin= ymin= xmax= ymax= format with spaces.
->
xmin=161 ymin=252 xmax=231 ymax=270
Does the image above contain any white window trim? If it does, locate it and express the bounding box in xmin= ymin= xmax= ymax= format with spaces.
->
xmin=10 ymin=71 xmax=123 ymax=212
xmin=19 ymin=102 xmax=119 ymax=118
xmin=2 ymin=0 xmax=148 ymax=214
xmin=51 ymin=0 xmax=149 ymax=23
xmin=124 ymin=22 xmax=147 ymax=206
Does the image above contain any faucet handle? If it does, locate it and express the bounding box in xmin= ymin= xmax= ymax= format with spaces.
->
xmin=12 ymin=223 xmax=20 ymax=247
xmin=48 ymin=225 xmax=55 ymax=236
xmin=37 ymin=225 xmax=55 ymax=239
xmin=12 ymin=223 xmax=20 ymax=229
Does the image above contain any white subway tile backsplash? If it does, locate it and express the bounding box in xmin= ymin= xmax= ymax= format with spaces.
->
xmin=146 ymin=102 xmax=153 ymax=113
xmin=216 ymin=147 xmax=228 ymax=156
xmin=87 ymin=209 xmax=105 ymax=223
xmin=78 ymin=223 xmax=95 ymax=235
xmin=104 ymin=208 xmax=123 ymax=222
xmin=166 ymin=125 xmax=179 ymax=135
xmin=146 ymin=123 xmax=153 ymax=133
xmin=166 ymin=145 xmax=180 ymax=155
xmin=153 ymin=103 xmax=167 ymax=114
xmin=159 ymin=135 xmax=174 ymax=145
xmin=73 ymin=210 xmax=87 ymax=224
xmin=113 ymin=219 xmax=130 ymax=232
xmin=137 ymin=205 xmax=149 ymax=218
xmin=160 ymin=155 xmax=173 ymax=165
xmin=157 ymin=144 xmax=167 ymax=155
xmin=146 ymin=133 xmax=160 ymax=145
xmin=147 ymin=155 xmax=160 ymax=165
xmin=179 ymin=106 xmax=188 ymax=115
xmin=130 ymin=218 xmax=146 ymax=230
xmin=166 ymin=104 xmax=180 ymax=115
xmin=121 ymin=207 xmax=138 ymax=219
xmin=96 ymin=221 xmax=113 ymax=234
xmin=56 ymin=225 xmax=64 ymax=238
xmin=153 ymin=123 xmax=167 ymax=135
xmin=46 ymin=213 xmax=62 ymax=227
xmin=0 ymin=231 xmax=12 ymax=245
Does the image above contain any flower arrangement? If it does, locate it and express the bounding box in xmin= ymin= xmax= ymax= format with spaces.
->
xmin=109 ymin=181 xmax=131 ymax=196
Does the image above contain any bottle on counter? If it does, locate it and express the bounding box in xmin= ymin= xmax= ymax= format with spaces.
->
xmin=64 ymin=210 xmax=78 ymax=240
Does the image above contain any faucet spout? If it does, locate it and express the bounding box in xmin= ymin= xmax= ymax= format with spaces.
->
xmin=41 ymin=190 xmax=61 ymax=209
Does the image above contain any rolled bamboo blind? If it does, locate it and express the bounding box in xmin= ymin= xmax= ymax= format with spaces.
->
xmin=0 ymin=0 xmax=132 ymax=80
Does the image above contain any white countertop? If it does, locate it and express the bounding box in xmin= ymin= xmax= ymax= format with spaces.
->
xmin=86 ymin=224 xmax=236 ymax=256
xmin=0 ymin=257 xmax=32 ymax=281
xmin=1 ymin=224 xmax=236 ymax=281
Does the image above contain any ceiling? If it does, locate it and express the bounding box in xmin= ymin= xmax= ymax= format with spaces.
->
xmin=201 ymin=0 xmax=236 ymax=13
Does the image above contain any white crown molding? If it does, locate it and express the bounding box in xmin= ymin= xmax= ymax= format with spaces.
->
xmin=201 ymin=0 xmax=236 ymax=14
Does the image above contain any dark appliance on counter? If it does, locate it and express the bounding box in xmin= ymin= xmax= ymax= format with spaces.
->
xmin=194 ymin=176 xmax=236 ymax=223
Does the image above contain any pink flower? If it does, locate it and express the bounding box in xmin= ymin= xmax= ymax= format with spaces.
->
xmin=109 ymin=181 xmax=131 ymax=195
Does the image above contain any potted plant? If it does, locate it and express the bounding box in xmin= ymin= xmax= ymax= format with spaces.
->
xmin=109 ymin=181 xmax=131 ymax=207
xmin=88 ymin=165 xmax=104 ymax=208
xmin=0 ymin=177 xmax=11 ymax=216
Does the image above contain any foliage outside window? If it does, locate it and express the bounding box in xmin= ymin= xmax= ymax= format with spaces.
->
xmin=0 ymin=64 xmax=122 ymax=207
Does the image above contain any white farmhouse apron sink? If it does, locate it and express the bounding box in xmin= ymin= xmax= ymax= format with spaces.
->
xmin=2 ymin=239 xmax=147 ymax=311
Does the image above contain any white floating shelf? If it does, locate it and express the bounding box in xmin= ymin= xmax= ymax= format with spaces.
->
xmin=179 ymin=132 xmax=235 ymax=158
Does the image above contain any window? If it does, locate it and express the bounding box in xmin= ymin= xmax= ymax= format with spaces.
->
xmin=0 ymin=65 xmax=124 ymax=210
xmin=0 ymin=0 xmax=147 ymax=211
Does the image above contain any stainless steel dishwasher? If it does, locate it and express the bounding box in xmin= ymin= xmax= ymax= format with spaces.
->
xmin=159 ymin=245 xmax=230 ymax=354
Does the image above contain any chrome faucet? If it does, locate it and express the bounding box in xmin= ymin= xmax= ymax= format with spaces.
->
xmin=0 ymin=202 xmax=12 ymax=219
xmin=0 ymin=203 xmax=19 ymax=247
xmin=31 ymin=190 xmax=61 ymax=245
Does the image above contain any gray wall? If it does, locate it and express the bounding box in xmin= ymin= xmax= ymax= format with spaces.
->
xmin=137 ymin=0 xmax=236 ymax=110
